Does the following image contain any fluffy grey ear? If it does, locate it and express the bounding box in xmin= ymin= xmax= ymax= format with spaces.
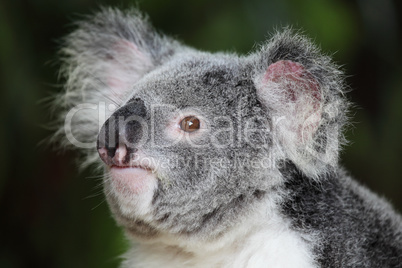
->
xmin=53 ymin=8 xmax=183 ymax=165
xmin=250 ymin=30 xmax=349 ymax=178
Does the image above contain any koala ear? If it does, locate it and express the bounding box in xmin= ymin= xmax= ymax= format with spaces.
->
xmin=250 ymin=30 xmax=349 ymax=178
xmin=59 ymin=8 xmax=180 ymax=105
xmin=102 ymin=39 xmax=153 ymax=100
xmin=261 ymin=59 xmax=322 ymax=143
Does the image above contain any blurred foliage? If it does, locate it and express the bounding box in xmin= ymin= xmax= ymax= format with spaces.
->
xmin=0 ymin=0 xmax=401 ymax=267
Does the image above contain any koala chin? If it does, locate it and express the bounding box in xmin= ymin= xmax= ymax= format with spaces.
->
xmin=54 ymin=7 xmax=402 ymax=268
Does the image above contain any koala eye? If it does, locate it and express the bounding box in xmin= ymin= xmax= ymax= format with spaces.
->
xmin=180 ymin=116 xmax=200 ymax=132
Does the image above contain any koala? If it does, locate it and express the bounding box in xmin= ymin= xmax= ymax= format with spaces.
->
xmin=54 ymin=7 xmax=402 ymax=268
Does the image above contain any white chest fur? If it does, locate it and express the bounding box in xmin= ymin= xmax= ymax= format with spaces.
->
xmin=122 ymin=202 xmax=317 ymax=268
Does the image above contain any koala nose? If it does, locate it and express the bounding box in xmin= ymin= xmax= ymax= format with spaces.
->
xmin=97 ymin=98 xmax=147 ymax=166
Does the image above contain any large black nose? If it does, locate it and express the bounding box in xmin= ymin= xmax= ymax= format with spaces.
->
xmin=97 ymin=98 xmax=147 ymax=166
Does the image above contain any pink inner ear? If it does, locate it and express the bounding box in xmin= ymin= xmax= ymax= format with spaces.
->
xmin=264 ymin=60 xmax=322 ymax=141
xmin=264 ymin=60 xmax=320 ymax=103
xmin=105 ymin=39 xmax=152 ymax=99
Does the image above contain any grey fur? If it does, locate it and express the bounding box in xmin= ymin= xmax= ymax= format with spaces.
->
xmin=54 ymin=7 xmax=402 ymax=267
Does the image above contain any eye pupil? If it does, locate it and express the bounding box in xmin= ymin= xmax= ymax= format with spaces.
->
xmin=180 ymin=116 xmax=200 ymax=132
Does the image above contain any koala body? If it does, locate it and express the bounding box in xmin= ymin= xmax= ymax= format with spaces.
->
xmin=55 ymin=8 xmax=402 ymax=267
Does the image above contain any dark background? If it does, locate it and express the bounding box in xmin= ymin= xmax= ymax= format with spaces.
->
xmin=0 ymin=0 xmax=401 ymax=267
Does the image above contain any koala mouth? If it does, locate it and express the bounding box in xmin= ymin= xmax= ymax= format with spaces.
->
xmin=111 ymin=164 xmax=152 ymax=172
xmin=107 ymin=163 xmax=157 ymax=197
xmin=98 ymin=143 xmax=158 ymax=196
xmin=98 ymin=144 xmax=156 ymax=173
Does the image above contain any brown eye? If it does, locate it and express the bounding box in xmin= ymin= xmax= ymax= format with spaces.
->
xmin=180 ymin=116 xmax=200 ymax=132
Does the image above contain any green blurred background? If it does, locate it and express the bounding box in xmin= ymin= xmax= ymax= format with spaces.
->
xmin=0 ymin=0 xmax=401 ymax=267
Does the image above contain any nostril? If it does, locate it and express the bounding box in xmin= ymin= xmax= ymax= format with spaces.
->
xmin=97 ymin=121 xmax=130 ymax=166
xmin=97 ymin=124 xmax=119 ymax=166
xmin=106 ymin=145 xmax=118 ymax=158
xmin=97 ymin=143 xmax=130 ymax=167
xmin=98 ymin=147 xmax=111 ymax=165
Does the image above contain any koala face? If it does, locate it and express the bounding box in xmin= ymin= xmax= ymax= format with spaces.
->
xmin=97 ymin=53 xmax=278 ymax=237
xmin=58 ymin=8 xmax=347 ymax=241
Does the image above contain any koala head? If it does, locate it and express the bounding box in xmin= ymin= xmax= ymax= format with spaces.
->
xmin=55 ymin=8 xmax=348 ymax=240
